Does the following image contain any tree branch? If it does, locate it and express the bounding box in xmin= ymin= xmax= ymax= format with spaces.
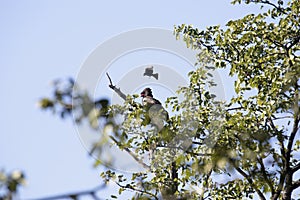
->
xmin=106 ymin=73 xmax=127 ymax=100
xmin=249 ymin=0 xmax=286 ymax=14
xmin=268 ymin=117 xmax=286 ymax=165
xmin=192 ymin=141 xmax=204 ymax=145
xmin=114 ymin=181 xmax=158 ymax=200
xmin=272 ymin=170 xmax=286 ymax=200
xmin=30 ymin=184 xmax=106 ymax=200
xmin=265 ymin=36 xmax=285 ymax=48
xmin=232 ymin=163 xmax=266 ymax=200
xmin=292 ymin=163 xmax=300 ymax=173
xmin=199 ymin=170 xmax=212 ymax=200
xmin=226 ymin=106 xmax=243 ymax=111
xmin=257 ymin=157 xmax=275 ymax=194
xmin=272 ymin=116 xmax=293 ymax=120
xmin=286 ymin=94 xmax=300 ymax=166
xmin=272 ymin=87 xmax=299 ymax=200
xmin=109 ymin=136 xmax=150 ymax=170
xmin=292 ymin=179 xmax=300 ymax=190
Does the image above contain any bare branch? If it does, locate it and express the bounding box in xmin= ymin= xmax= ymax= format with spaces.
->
xmin=106 ymin=73 xmax=127 ymax=100
xmin=226 ymin=106 xmax=243 ymax=111
xmin=272 ymin=116 xmax=293 ymax=120
xmin=106 ymin=72 xmax=114 ymax=86
xmin=192 ymin=141 xmax=204 ymax=145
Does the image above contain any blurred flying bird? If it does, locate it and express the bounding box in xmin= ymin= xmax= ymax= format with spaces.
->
xmin=143 ymin=66 xmax=158 ymax=80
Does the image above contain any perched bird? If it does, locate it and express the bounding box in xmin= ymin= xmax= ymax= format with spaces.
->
xmin=141 ymin=87 xmax=161 ymax=106
xmin=143 ymin=66 xmax=159 ymax=80
xmin=140 ymin=88 xmax=168 ymax=131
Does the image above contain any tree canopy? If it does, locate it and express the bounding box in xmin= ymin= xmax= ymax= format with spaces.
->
xmin=36 ymin=0 xmax=300 ymax=199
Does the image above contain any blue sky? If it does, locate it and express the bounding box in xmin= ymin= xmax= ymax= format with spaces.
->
xmin=0 ymin=0 xmax=262 ymax=199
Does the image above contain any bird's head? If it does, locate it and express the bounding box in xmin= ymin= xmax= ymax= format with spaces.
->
xmin=141 ymin=88 xmax=153 ymax=97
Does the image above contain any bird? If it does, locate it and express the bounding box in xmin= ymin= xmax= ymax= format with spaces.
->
xmin=143 ymin=66 xmax=159 ymax=80
xmin=140 ymin=88 xmax=168 ymax=131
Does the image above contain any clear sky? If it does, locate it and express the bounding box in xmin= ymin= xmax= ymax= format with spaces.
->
xmin=0 ymin=0 xmax=262 ymax=199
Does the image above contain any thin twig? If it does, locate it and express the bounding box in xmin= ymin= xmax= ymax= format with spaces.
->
xmin=292 ymin=163 xmax=300 ymax=173
xmin=226 ymin=106 xmax=243 ymax=111
xmin=114 ymin=181 xmax=159 ymax=200
xmin=106 ymin=72 xmax=114 ymax=87
xmin=229 ymin=159 xmax=266 ymax=200
xmin=250 ymin=0 xmax=286 ymax=14
xmin=272 ymin=116 xmax=293 ymax=120
xmin=28 ymin=184 xmax=106 ymax=200
xmin=236 ymin=167 xmax=266 ymax=200
xmin=109 ymin=136 xmax=150 ymax=170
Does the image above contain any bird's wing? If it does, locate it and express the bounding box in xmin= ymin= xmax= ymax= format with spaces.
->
xmin=152 ymin=98 xmax=161 ymax=105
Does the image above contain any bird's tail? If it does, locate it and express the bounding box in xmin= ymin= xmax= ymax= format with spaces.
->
xmin=153 ymin=73 xmax=158 ymax=80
